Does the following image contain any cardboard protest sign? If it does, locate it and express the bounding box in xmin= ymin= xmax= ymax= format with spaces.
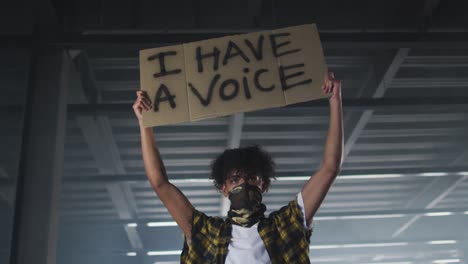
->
xmin=140 ymin=24 xmax=327 ymax=127
xmin=273 ymin=25 xmax=327 ymax=105
xmin=184 ymin=31 xmax=286 ymax=121
xmin=140 ymin=45 xmax=190 ymax=127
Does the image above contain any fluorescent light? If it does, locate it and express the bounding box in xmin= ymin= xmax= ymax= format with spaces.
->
xmin=424 ymin=212 xmax=453 ymax=216
xmin=310 ymin=242 xmax=408 ymax=249
xmin=341 ymin=242 xmax=408 ymax=248
xmin=419 ymin=172 xmax=448 ymax=177
xmin=340 ymin=214 xmax=405 ymax=219
xmin=276 ymin=176 xmax=309 ymax=181
xmin=360 ymin=262 xmax=413 ymax=264
xmin=127 ymin=223 xmax=138 ymax=227
xmin=433 ymin=259 xmax=460 ymax=263
xmin=427 ymin=240 xmax=457 ymax=245
xmin=315 ymin=214 xmax=405 ymax=220
xmin=311 ymin=240 xmax=459 ymax=251
xmin=338 ymin=174 xmax=403 ymax=180
xmin=147 ymin=221 xmax=178 ymax=227
xmin=310 ymin=244 xmax=341 ymax=249
xmin=464 ymin=211 xmax=468 ymax=215
xmin=170 ymin=179 xmax=211 ymax=183
xmin=314 ymin=216 xmax=340 ymax=220
xmin=277 ymin=174 xmax=404 ymax=181
xmin=126 ymin=252 xmax=137 ymax=256
xmin=146 ymin=171 xmax=468 ymax=184
xmin=147 ymin=250 xmax=182 ymax=256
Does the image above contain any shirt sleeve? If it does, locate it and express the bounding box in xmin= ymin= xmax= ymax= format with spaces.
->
xmin=267 ymin=194 xmax=314 ymax=251
xmin=297 ymin=192 xmax=315 ymax=230
xmin=182 ymin=208 xmax=229 ymax=263
xmin=190 ymin=208 xmax=225 ymax=240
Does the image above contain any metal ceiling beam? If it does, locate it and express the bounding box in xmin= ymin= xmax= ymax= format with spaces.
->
xmin=220 ymin=113 xmax=245 ymax=216
xmin=390 ymin=78 xmax=468 ymax=88
xmin=420 ymin=0 xmax=441 ymax=31
xmin=55 ymin=241 xmax=468 ymax=262
xmin=402 ymin=56 xmax=468 ymax=68
xmin=390 ymin=91 xmax=468 ymax=237
xmin=59 ymin=206 xmax=468 ymax=226
xmin=392 ymin=175 xmax=468 ymax=238
xmin=73 ymin=51 xmax=101 ymax=104
xmin=345 ymin=153 xmax=456 ymax=163
xmin=0 ymin=185 xmax=14 ymax=208
xmin=60 ymin=166 xmax=468 ymax=184
xmin=422 ymin=0 xmax=441 ymax=17
xmin=403 ymin=176 xmax=466 ymax=211
xmin=227 ymin=113 xmax=244 ymax=149
xmin=107 ymin=183 xmax=136 ymax=219
xmin=56 ymin=245 xmax=468 ymax=264
xmin=107 ymin=183 xmax=143 ymax=250
xmin=75 ymin=114 xmax=142 ymax=249
xmin=247 ymin=0 xmax=264 ymax=27
xmin=66 ymin=97 xmax=468 ymax=115
xmin=368 ymin=113 xmax=468 ymax=123
xmin=343 ymin=48 xmax=409 ymax=160
xmin=76 ymin=115 xmax=126 ymax=175
xmin=113 ymin=154 xmax=460 ymax=167
xmin=4 ymin=32 xmax=468 ymax=49
xmin=0 ymin=166 xmax=8 ymax=179
xmin=359 ymin=127 xmax=467 ymax=138
xmin=451 ymin=150 xmax=468 ymax=166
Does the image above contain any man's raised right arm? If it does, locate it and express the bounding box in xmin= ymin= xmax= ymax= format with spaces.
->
xmin=133 ymin=91 xmax=194 ymax=241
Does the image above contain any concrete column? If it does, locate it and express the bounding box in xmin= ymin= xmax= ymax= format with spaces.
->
xmin=9 ymin=48 xmax=71 ymax=264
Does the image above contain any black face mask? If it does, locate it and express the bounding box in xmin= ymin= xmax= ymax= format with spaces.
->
xmin=227 ymin=183 xmax=266 ymax=227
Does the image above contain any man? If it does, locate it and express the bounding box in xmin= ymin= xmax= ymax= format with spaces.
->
xmin=133 ymin=69 xmax=343 ymax=263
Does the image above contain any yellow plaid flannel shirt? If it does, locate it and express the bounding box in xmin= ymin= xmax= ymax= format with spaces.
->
xmin=180 ymin=199 xmax=313 ymax=263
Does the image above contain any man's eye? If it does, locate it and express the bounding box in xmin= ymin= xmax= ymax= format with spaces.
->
xmin=248 ymin=176 xmax=260 ymax=182
xmin=230 ymin=178 xmax=240 ymax=183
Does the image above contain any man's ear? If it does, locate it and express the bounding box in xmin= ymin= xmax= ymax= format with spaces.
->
xmin=222 ymin=184 xmax=229 ymax=197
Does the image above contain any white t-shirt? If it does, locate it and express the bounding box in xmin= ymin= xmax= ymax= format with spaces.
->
xmin=225 ymin=192 xmax=314 ymax=264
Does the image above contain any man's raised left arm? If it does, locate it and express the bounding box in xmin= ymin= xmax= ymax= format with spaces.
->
xmin=301 ymin=69 xmax=343 ymax=225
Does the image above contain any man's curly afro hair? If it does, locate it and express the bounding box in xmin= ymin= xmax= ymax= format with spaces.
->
xmin=210 ymin=145 xmax=276 ymax=192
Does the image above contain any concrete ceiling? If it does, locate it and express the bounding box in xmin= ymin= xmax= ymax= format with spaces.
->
xmin=1 ymin=0 xmax=468 ymax=264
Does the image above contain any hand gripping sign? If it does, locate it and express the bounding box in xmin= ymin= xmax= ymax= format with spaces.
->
xmin=139 ymin=24 xmax=327 ymax=127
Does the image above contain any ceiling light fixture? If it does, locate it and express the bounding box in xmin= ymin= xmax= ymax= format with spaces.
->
xmin=424 ymin=212 xmax=453 ymax=216
xmin=168 ymin=171 xmax=468 ymax=184
xmin=276 ymin=174 xmax=405 ymax=181
xmin=147 ymin=221 xmax=178 ymax=227
xmin=310 ymin=244 xmax=341 ymax=249
xmin=341 ymin=242 xmax=408 ymax=248
xmin=359 ymin=262 xmax=413 ymax=264
xmin=147 ymin=250 xmax=182 ymax=256
xmin=170 ymin=179 xmax=211 ymax=183
xmin=338 ymin=174 xmax=404 ymax=179
xmin=427 ymin=240 xmax=457 ymax=245
xmin=339 ymin=214 xmax=406 ymax=219
xmin=419 ymin=172 xmax=448 ymax=177
xmin=432 ymin=259 xmax=460 ymax=263
xmin=275 ymin=176 xmax=309 ymax=181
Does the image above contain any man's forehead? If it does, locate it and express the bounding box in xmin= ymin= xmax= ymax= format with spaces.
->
xmin=227 ymin=169 xmax=244 ymax=176
xmin=224 ymin=170 xmax=244 ymax=179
